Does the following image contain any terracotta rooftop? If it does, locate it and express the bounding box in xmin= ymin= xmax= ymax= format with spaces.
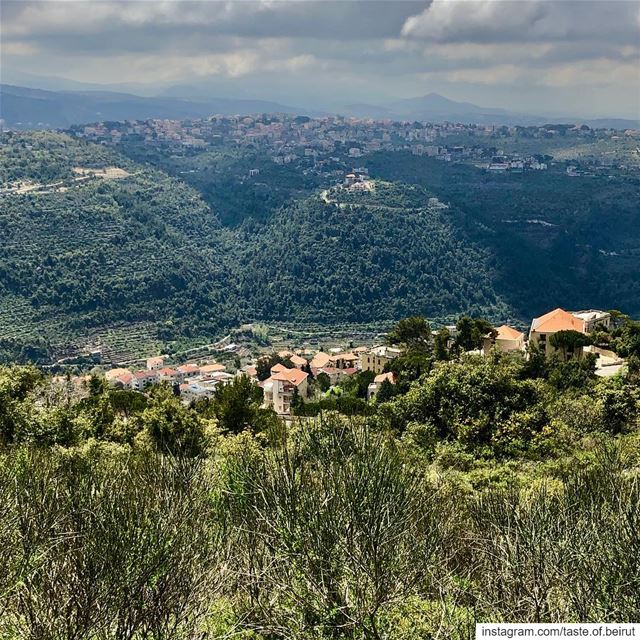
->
xmin=200 ymin=363 xmax=225 ymax=374
xmin=270 ymin=368 xmax=309 ymax=386
xmin=495 ymin=325 xmax=525 ymax=341
xmin=531 ymin=308 xmax=585 ymax=334
xmin=310 ymin=352 xmax=331 ymax=368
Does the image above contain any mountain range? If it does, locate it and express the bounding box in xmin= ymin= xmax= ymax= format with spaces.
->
xmin=2 ymin=84 xmax=637 ymax=130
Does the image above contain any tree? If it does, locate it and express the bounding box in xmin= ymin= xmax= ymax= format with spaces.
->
xmin=256 ymin=353 xmax=295 ymax=381
xmin=316 ymin=372 xmax=331 ymax=392
xmin=140 ymin=387 xmax=206 ymax=456
xmin=386 ymin=316 xmax=432 ymax=353
xmin=433 ymin=328 xmax=450 ymax=361
xmin=549 ymin=330 xmax=591 ymax=361
xmin=375 ymin=378 xmax=397 ymax=403
xmin=454 ymin=316 xmax=494 ymax=353
xmin=212 ymin=374 xmax=267 ymax=434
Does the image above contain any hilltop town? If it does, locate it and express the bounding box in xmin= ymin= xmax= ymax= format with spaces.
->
xmin=65 ymin=114 xmax=640 ymax=180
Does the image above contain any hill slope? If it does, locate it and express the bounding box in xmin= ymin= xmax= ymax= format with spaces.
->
xmin=235 ymin=182 xmax=510 ymax=323
xmin=0 ymin=132 xmax=515 ymax=361
xmin=0 ymin=132 xmax=238 ymax=359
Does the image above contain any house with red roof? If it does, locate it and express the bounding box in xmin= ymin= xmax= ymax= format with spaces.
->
xmin=262 ymin=367 xmax=309 ymax=415
xmin=529 ymin=308 xmax=587 ymax=358
xmin=483 ymin=325 xmax=525 ymax=354
xmin=132 ymin=369 xmax=159 ymax=390
xmin=367 ymin=372 xmax=396 ymax=401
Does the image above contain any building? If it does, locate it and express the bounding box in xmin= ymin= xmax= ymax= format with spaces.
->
xmin=359 ymin=345 xmax=402 ymax=374
xmin=179 ymin=381 xmax=215 ymax=403
xmin=199 ymin=363 xmax=226 ymax=377
xmin=571 ymin=310 xmax=612 ymax=333
xmin=483 ymin=325 xmax=525 ymax=353
xmin=310 ymin=351 xmax=331 ymax=370
xmin=289 ymin=354 xmax=308 ymax=369
xmin=262 ymin=368 xmax=309 ymax=415
xmin=105 ymin=368 xmax=132 ymax=386
xmin=328 ymin=352 xmax=359 ymax=370
xmin=157 ymin=367 xmax=178 ymax=383
xmin=112 ymin=372 xmax=133 ymax=389
xmin=146 ymin=356 xmax=164 ymax=370
xmin=132 ymin=369 xmax=159 ymax=390
xmin=367 ymin=372 xmax=395 ymax=400
xmin=317 ymin=366 xmax=357 ymax=386
xmin=177 ymin=363 xmax=199 ymax=380
xmin=529 ymin=308 xmax=586 ymax=358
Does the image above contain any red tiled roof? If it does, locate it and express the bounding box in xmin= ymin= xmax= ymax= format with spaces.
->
xmin=495 ymin=325 xmax=524 ymax=341
xmin=531 ymin=308 xmax=585 ymax=334
xmin=177 ymin=363 xmax=199 ymax=373
xmin=374 ymin=372 xmax=395 ymax=384
xmin=270 ymin=368 xmax=309 ymax=386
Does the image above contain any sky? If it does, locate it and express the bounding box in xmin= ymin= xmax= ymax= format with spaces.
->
xmin=2 ymin=0 xmax=639 ymax=118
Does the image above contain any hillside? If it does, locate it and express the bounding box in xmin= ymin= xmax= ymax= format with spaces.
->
xmin=0 ymin=132 xmax=238 ymax=361
xmin=236 ymin=182 xmax=510 ymax=323
xmin=364 ymin=152 xmax=640 ymax=317
xmin=0 ymin=132 xmax=516 ymax=361
xmin=2 ymin=132 xmax=639 ymax=363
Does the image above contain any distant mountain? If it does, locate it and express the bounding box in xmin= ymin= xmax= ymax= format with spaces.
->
xmin=0 ymin=84 xmax=312 ymax=130
xmin=1 ymin=83 xmax=636 ymax=132
xmin=344 ymin=92 xmax=640 ymax=128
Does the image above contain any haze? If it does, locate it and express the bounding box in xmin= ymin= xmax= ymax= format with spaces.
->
xmin=2 ymin=0 xmax=639 ymax=119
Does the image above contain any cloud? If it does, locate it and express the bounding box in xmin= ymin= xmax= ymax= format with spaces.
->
xmin=402 ymin=0 xmax=639 ymax=45
xmin=1 ymin=0 xmax=638 ymax=118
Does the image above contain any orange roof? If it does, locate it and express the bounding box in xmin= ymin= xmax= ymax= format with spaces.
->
xmin=310 ymin=352 xmax=331 ymax=368
xmin=271 ymin=368 xmax=309 ymax=386
xmin=105 ymin=367 xmax=131 ymax=380
xmin=177 ymin=363 xmax=199 ymax=373
xmin=157 ymin=367 xmax=177 ymax=376
xmin=271 ymin=363 xmax=288 ymax=374
xmin=290 ymin=354 xmax=307 ymax=366
xmin=278 ymin=350 xmax=294 ymax=358
xmin=200 ymin=363 xmax=225 ymax=374
xmin=329 ymin=352 xmax=358 ymax=361
xmin=495 ymin=325 xmax=524 ymax=341
xmin=374 ymin=372 xmax=395 ymax=384
xmin=531 ymin=308 xmax=585 ymax=334
xmin=134 ymin=369 xmax=157 ymax=379
xmin=146 ymin=356 xmax=163 ymax=365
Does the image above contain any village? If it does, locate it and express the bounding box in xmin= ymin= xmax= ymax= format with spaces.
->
xmin=55 ymin=307 xmax=627 ymax=417
xmin=65 ymin=114 xmax=640 ymax=179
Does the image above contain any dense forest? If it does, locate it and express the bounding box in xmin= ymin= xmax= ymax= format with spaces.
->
xmin=0 ymin=313 xmax=639 ymax=637
xmin=1 ymin=131 xmax=639 ymax=362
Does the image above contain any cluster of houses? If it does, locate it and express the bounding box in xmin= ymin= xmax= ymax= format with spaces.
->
xmin=257 ymin=345 xmax=404 ymax=414
xmin=104 ymin=356 xmax=234 ymax=403
xmin=483 ymin=308 xmax=623 ymax=374
xmin=258 ymin=308 xmax=624 ymax=416
xmin=91 ymin=307 xmax=624 ymax=416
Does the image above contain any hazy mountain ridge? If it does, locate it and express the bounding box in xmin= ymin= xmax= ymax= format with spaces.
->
xmin=2 ymin=84 xmax=637 ymax=130
xmin=0 ymin=84 xmax=313 ymax=130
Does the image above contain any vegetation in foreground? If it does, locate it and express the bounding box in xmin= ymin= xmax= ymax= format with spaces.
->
xmin=1 ymin=312 xmax=639 ymax=637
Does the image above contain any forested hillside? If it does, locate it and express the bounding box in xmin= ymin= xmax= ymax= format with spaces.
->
xmin=0 ymin=132 xmax=237 ymax=360
xmin=1 ymin=131 xmax=639 ymax=362
xmin=237 ymin=182 xmax=510 ymax=322
xmin=365 ymin=152 xmax=640 ymax=316
xmin=0 ymin=132 xmax=512 ymax=361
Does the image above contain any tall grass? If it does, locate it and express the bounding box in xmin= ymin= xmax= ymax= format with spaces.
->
xmin=0 ymin=420 xmax=638 ymax=638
